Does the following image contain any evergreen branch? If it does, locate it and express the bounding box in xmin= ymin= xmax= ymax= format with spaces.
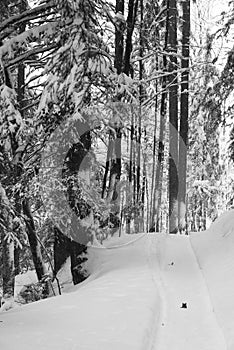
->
xmin=0 ymin=1 xmax=55 ymax=34
xmin=5 ymin=43 xmax=58 ymax=68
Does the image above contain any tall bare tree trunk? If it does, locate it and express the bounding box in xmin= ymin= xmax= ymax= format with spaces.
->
xmin=13 ymin=0 xmax=27 ymax=277
xmin=124 ymin=0 xmax=139 ymax=76
xmin=150 ymin=7 xmax=169 ymax=232
xmin=2 ymin=239 xmax=14 ymax=299
xmin=22 ymin=199 xmax=47 ymax=281
xmin=105 ymin=0 xmax=125 ymax=231
xmin=126 ymin=111 xmax=135 ymax=234
xmin=136 ymin=0 xmax=144 ymax=232
xmin=141 ymin=147 xmax=147 ymax=231
xmin=115 ymin=0 xmax=125 ymax=75
xmin=150 ymin=95 xmax=158 ymax=227
xmin=168 ymin=0 xmax=179 ymax=233
xmin=178 ymin=0 xmax=190 ymax=233
xmin=102 ymin=134 xmax=114 ymax=199
xmin=0 ymin=184 xmax=14 ymax=300
xmin=0 ymin=42 xmax=15 ymax=302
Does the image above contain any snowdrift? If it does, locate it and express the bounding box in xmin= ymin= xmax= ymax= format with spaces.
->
xmin=191 ymin=209 xmax=234 ymax=350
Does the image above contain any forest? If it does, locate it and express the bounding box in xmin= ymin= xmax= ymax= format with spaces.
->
xmin=0 ymin=0 xmax=234 ymax=319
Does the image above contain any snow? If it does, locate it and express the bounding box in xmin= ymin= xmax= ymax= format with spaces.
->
xmin=0 ymin=234 xmax=161 ymax=350
xmin=1 ymin=210 xmax=234 ymax=349
xmin=154 ymin=234 xmax=226 ymax=350
xmin=14 ymin=270 xmax=38 ymax=299
xmin=191 ymin=209 xmax=234 ymax=349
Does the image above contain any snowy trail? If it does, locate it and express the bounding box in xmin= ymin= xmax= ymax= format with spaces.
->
xmin=148 ymin=234 xmax=227 ymax=350
xmin=0 ymin=235 xmax=161 ymax=350
xmin=0 ymin=231 xmax=231 ymax=350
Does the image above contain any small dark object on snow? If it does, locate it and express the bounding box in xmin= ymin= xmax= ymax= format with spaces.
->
xmin=162 ymin=323 xmax=165 ymax=326
xmin=170 ymin=262 xmax=174 ymax=265
xmin=181 ymin=303 xmax=187 ymax=309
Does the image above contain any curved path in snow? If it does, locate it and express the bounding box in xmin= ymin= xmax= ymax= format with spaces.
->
xmin=0 ymin=233 xmax=228 ymax=350
xmin=147 ymin=234 xmax=227 ymax=350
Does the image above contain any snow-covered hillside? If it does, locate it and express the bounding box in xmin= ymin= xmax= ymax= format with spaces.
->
xmin=1 ymin=210 xmax=234 ymax=350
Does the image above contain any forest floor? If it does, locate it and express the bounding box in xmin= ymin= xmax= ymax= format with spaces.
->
xmin=1 ymin=211 xmax=234 ymax=350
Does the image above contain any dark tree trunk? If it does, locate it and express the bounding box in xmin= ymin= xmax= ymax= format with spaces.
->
xmin=14 ymin=245 xmax=20 ymax=276
xmin=178 ymin=0 xmax=190 ymax=233
xmin=0 ymin=184 xmax=14 ymax=299
xmin=168 ymin=0 xmax=179 ymax=233
xmin=54 ymin=227 xmax=87 ymax=285
xmin=58 ymin=119 xmax=91 ymax=285
xmin=114 ymin=0 xmax=125 ymax=74
xmin=107 ymin=127 xmax=122 ymax=203
xmin=22 ymin=199 xmax=47 ymax=281
xmin=123 ymin=0 xmax=138 ymax=76
xmin=134 ymin=0 xmax=144 ymax=232
xmin=150 ymin=95 xmax=158 ymax=228
xmin=103 ymin=0 xmax=125 ymax=231
xmin=0 ymin=38 xmax=15 ymax=300
xmin=150 ymin=8 xmax=169 ymax=232
xmin=54 ymin=227 xmax=71 ymax=275
xmin=0 ymin=1 xmax=27 ymax=297
xmin=2 ymin=239 xmax=14 ymax=299
xmin=126 ymin=112 xmax=135 ymax=234
xmin=102 ymin=134 xmax=113 ymax=198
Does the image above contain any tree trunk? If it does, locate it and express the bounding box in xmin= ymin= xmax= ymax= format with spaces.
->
xmin=150 ymin=94 xmax=158 ymax=227
xmin=14 ymin=245 xmax=20 ymax=276
xmin=102 ymin=134 xmax=114 ymax=198
xmin=22 ymin=199 xmax=47 ymax=281
xmin=0 ymin=184 xmax=14 ymax=299
xmin=54 ymin=219 xmax=87 ymax=286
xmin=124 ymin=0 xmax=139 ymax=76
xmin=178 ymin=0 xmax=190 ymax=233
xmin=126 ymin=112 xmax=135 ymax=234
xmin=60 ymin=119 xmax=91 ymax=284
xmin=114 ymin=0 xmax=125 ymax=74
xmin=2 ymin=239 xmax=14 ymax=299
xmin=107 ymin=127 xmax=122 ymax=203
xmin=141 ymin=150 xmax=147 ymax=232
xmin=150 ymin=12 xmax=169 ymax=232
xmin=105 ymin=0 xmax=125 ymax=229
xmin=168 ymin=0 xmax=179 ymax=233
xmin=135 ymin=0 xmax=144 ymax=233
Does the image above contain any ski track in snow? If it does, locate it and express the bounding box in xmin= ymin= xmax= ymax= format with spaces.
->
xmin=0 ymin=230 xmax=231 ymax=350
xmin=147 ymin=234 xmax=227 ymax=350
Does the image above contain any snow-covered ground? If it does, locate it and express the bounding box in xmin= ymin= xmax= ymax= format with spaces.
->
xmin=191 ymin=210 xmax=234 ymax=350
xmin=1 ymin=210 xmax=234 ymax=350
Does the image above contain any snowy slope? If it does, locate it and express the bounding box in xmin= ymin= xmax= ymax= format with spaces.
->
xmin=191 ymin=209 xmax=234 ymax=350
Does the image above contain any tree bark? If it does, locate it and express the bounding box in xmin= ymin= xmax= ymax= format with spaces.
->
xmin=0 ymin=183 xmax=14 ymax=299
xmin=22 ymin=199 xmax=47 ymax=281
xmin=123 ymin=0 xmax=138 ymax=76
xmin=2 ymin=238 xmax=14 ymax=299
xmin=105 ymin=0 xmax=125 ymax=230
xmin=168 ymin=0 xmax=179 ymax=233
xmin=102 ymin=134 xmax=114 ymax=198
xmin=54 ymin=227 xmax=87 ymax=285
xmin=114 ymin=0 xmax=125 ymax=74
xmin=126 ymin=112 xmax=135 ymax=234
xmin=60 ymin=119 xmax=91 ymax=284
xmin=135 ymin=0 xmax=144 ymax=232
xmin=150 ymin=6 xmax=169 ymax=232
xmin=178 ymin=0 xmax=190 ymax=233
